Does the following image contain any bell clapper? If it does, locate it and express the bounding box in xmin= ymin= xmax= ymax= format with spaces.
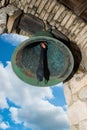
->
xmin=36 ymin=42 xmax=50 ymax=84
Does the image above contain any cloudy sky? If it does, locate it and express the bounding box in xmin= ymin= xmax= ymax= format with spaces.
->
xmin=0 ymin=33 xmax=70 ymax=130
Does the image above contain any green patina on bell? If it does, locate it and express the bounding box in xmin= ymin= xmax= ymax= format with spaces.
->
xmin=11 ymin=31 xmax=74 ymax=87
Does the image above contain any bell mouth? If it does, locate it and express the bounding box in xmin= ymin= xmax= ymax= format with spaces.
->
xmin=11 ymin=36 xmax=74 ymax=87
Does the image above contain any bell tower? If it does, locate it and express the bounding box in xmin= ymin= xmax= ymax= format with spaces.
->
xmin=0 ymin=0 xmax=87 ymax=130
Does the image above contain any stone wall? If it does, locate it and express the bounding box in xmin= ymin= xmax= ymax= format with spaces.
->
xmin=64 ymin=73 xmax=87 ymax=130
xmin=0 ymin=0 xmax=87 ymax=130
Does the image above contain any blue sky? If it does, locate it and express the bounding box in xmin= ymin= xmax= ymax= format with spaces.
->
xmin=0 ymin=33 xmax=70 ymax=130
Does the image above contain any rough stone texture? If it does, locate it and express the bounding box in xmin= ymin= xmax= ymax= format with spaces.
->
xmin=78 ymin=85 xmax=87 ymax=101
xmin=64 ymin=83 xmax=73 ymax=106
xmin=79 ymin=120 xmax=87 ymax=130
xmin=65 ymin=73 xmax=87 ymax=94
xmin=0 ymin=0 xmax=6 ymax=7
xmin=71 ymin=125 xmax=79 ymax=130
xmin=0 ymin=9 xmax=7 ymax=34
xmin=9 ymin=0 xmax=15 ymax=3
xmin=81 ymin=48 xmax=87 ymax=70
xmin=6 ymin=4 xmax=19 ymax=16
xmin=7 ymin=10 xmax=22 ymax=33
xmin=67 ymin=100 xmax=87 ymax=125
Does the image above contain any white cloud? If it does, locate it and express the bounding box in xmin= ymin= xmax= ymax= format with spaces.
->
xmin=0 ymin=122 xmax=9 ymax=130
xmin=0 ymin=33 xmax=29 ymax=46
xmin=10 ymin=105 xmax=70 ymax=130
xmin=0 ymin=116 xmax=9 ymax=130
xmin=0 ymin=62 xmax=70 ymax=130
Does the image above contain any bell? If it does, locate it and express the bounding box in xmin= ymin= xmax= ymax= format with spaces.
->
xmin=11 ymin=31 xmax=74 ymax=87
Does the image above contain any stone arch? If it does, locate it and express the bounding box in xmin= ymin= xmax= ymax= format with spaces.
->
xmin=0 ymin=0 xmax=87 ymax=130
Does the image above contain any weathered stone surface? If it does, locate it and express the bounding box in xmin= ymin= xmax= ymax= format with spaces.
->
xmin=24 ymin=5 xmax=29 ymax=13
xmin=75 ymin=25 xmax=87 ymax=45
xmin=71 ymin=125 xmax=79 ymax=130
xmin=9 ymin=0 xmax=15 ymax=3
xmin=79 ymin=120 xmax=87 ymax=130
xmin=64 ymin=83 xmax=73 ymax=106
xmin=65 ymin=14 xmax=76 ymax=29
xmin=0 ymin=0 xmax=5 ymax=7
xmin=39 ymin=9 xmax=46 ymax=19
xmin=61 ymin=11 xmax=72 ymax=26
xmin=29 ymin=0 xmax=36 ymax=8
xmin=37 ymin=0 xmax=48 ymax=14
xmin=7 ymin=10 xmax=22 ymax=33
xmin=53 ymin=4 xmax=65 ymax=20
xmin=0 ymin=9 xmax=7 ymax=34
xmin=78 ymin=85 xmax=87 ymax=101
xmin=44 ymin=0 xmax=52 ymax=10
xmin=6 ymin=4 xmax=19 ymax=16
xmin=0 ymin=9 xmax=7 ymax=24
xmin=47 ymin=1 xmax=56 ymax=13
xmin=68 ymin=73 xmax=87 ymax=94
xmin=72 ymin=94 xmax=78 ymax=102
xmin=67 ymin=100 xmax=87 ymax=125
xmin=34 ymin=0 xmax=41 ymax=7
xmin=81 ymin=48 xmax=87 ymax=70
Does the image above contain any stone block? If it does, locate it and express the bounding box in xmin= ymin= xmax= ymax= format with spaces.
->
xmin=7 ymin=10 xmax=22 ymax=33
xmin=0 ymin=0 xmax=5 ymax=6
xmin=68 ymin=73 xmax=87 ymax=94
xmin=47 ymin=14 xmax=54 ymax=22
xmin=43 ymin=12 xmax=49 ymax=20
xmin=79 ymin=120 xmax=87 ymax=130
xmin=30 ymin=9 xmax=36 ymax=15
xmin=67 ymin=100 xmax=87 ymax=125
xmin=37 ymin=0 xmax=48 ymax=14
xmin=71 ymin=124 xmax=79 ymax=130
xmin=53 ymin=5 xmax=65 ymax=20
xmin=57 ymin=10 xmax=67 ymax=23
xmin=61 ymin=11 xmax=72 ymax=27
xmin=64 ymin=83 xmax=73 ymax=106
xmin=72 ymin=94 xmax=78 ymax=102
xmin=82 ymin=39 xmax=87 ymax=49
xmin=26 ymin=0 xmax=31 ymax=4
xmin=24 ymin=5 xmax=29 ymax=13
xmin=47 ymin=1 xmax=56 ymax=13
xmin=39 ymin=9 xmax=46 ymax=19
xmin=65 ymin=14 xmax=76 ymax=29
xmin=0 ymin=9 xmax=7 ymax=24
xmin=34 ymin=0 xmax=41 ymax=7
xmin=81 ymin=47 xmax=87 ymax=70
xmin=0 ymin=24 xmax=6 ymax=34
xmin=0 ymin=9 xmax=7 ymax=34
xmin=9 ymin=0 xmax=15 ymax=3
xmin=78 ymin=85 xmax=87 ymax=101
xmin=6 ymin=4 xmax=19 ymax=16
xmin=52 ymin=5 xmax=59 ymax=14
xmin=44 ymin=0 xmax=53 ymax=10
xmin=29 ymin=0 xmax=36 ymax=8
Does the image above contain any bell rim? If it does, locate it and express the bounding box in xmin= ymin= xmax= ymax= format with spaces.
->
xmin=11 ymin=36 xmax=74 ymax=87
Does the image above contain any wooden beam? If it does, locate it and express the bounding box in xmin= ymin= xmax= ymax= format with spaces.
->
xmin=59 ymin=0 xmax=87 ymax=16
xmin=19 ymin=14 xmax=44 ymax=35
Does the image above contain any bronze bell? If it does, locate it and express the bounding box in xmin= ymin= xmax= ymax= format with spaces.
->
xmin=11 ymin=31 xmax=74 ymax=87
